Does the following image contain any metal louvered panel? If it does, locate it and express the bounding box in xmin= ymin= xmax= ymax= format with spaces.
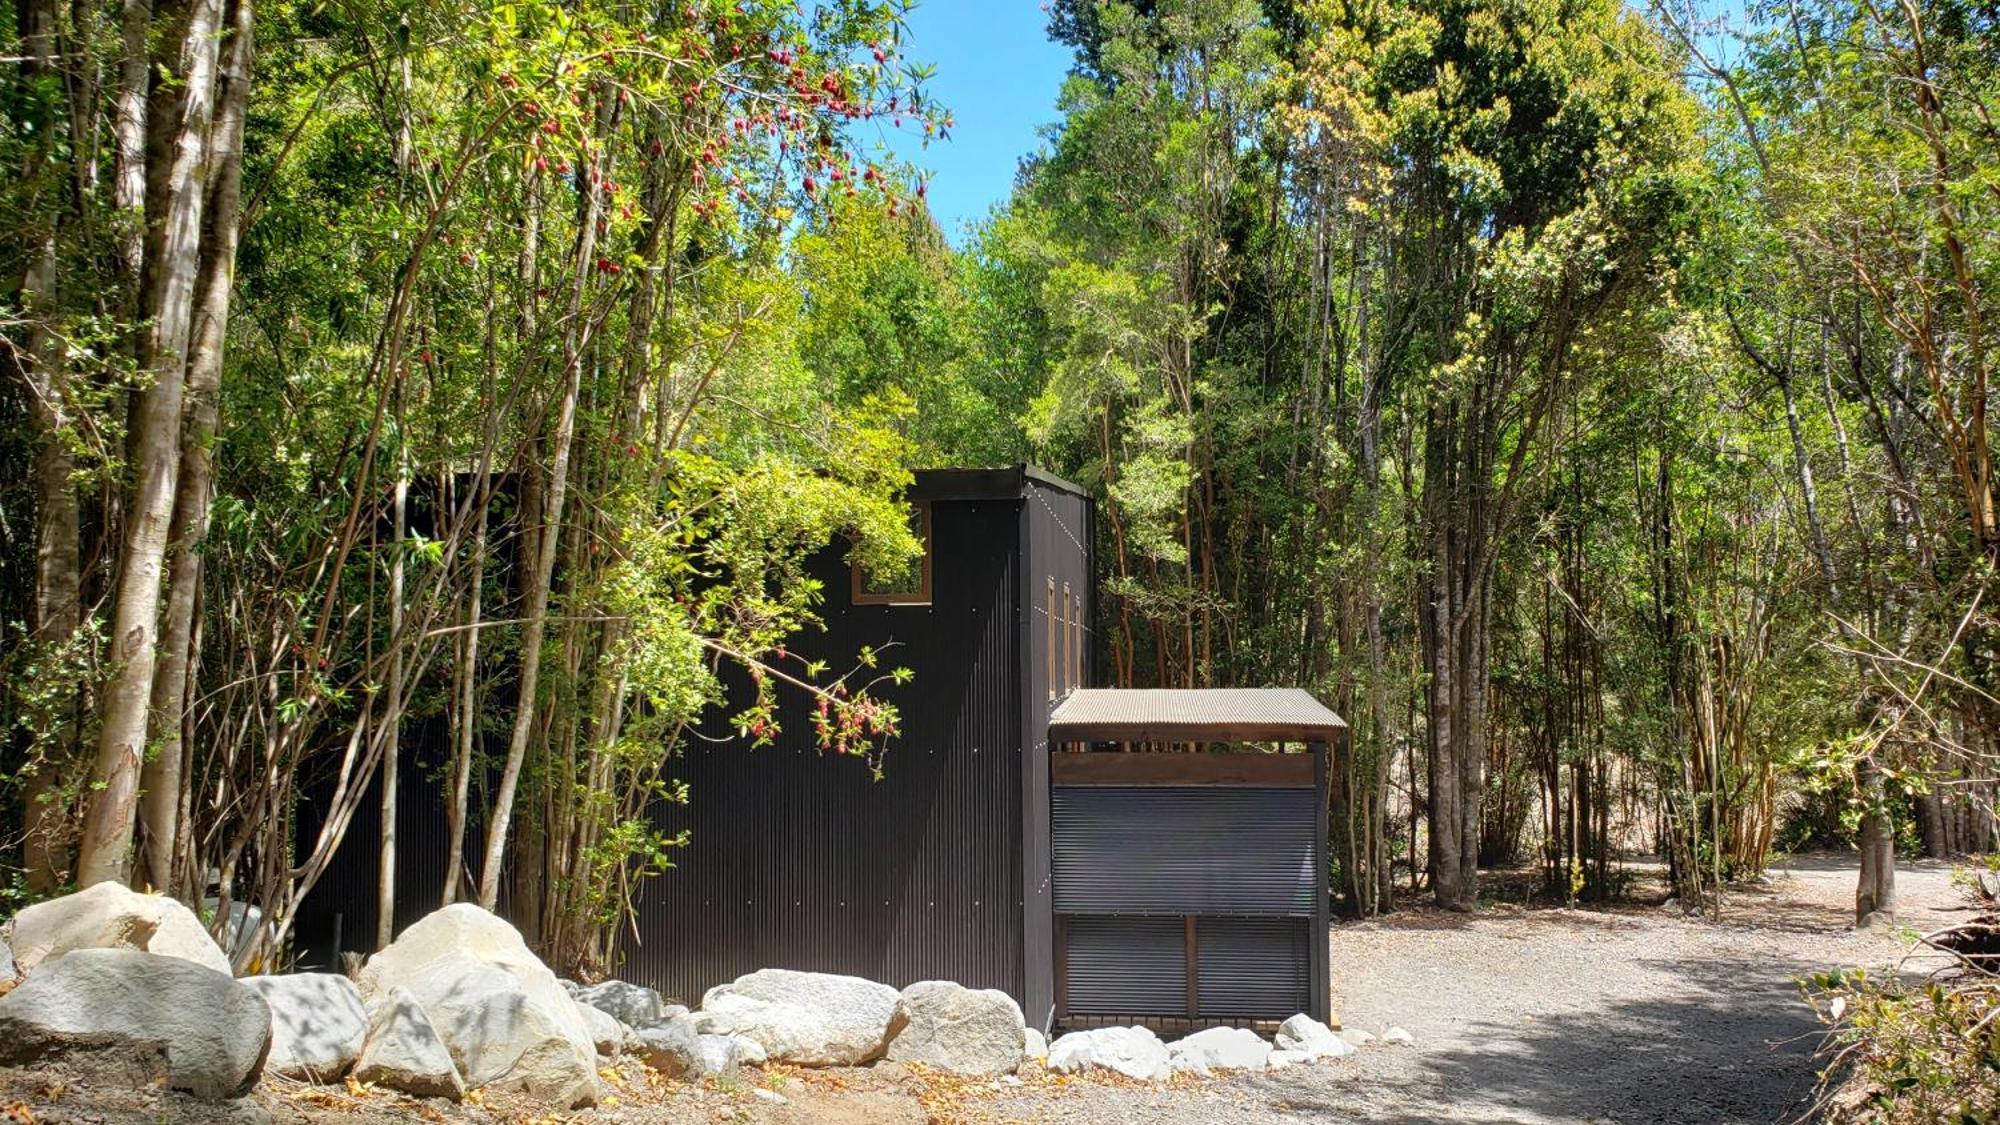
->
xmin=1064 ymin=917 xmax=1185 ymax=1015
xmin=1197 ymin=918 xmax=1311 ymax=1019
xmin=1050 ymin=788 xmax=1317 ymax=916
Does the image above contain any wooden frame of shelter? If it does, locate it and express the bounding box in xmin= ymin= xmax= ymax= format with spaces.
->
xmin=1044 ymin=688 xmax=1345 ymax=1030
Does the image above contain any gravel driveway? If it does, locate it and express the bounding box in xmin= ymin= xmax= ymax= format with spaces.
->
xmin=977 ymin=853 xmax=1961 ymax=1124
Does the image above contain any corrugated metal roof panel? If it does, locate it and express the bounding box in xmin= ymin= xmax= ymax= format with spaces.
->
xmin=1047 ymin=688 xmax=1347 ymax=745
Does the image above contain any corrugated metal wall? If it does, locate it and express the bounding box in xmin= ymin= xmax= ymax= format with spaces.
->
xmin=621 ymin=496 xmax=1028 ymax=1004
xmin=1019 ymin=476 xmax=1092 ymax=1027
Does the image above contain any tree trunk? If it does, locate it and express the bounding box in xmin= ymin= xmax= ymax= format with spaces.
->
xmin=1855 ymin=758 xmax=1897 ymax=927
xmin=77 ymin=0 xmax=226 ymax=888
xmin=17 ymin=0 xmax=84 ymax=893
xmin=137 ymin=0 xmax=252 ymax=894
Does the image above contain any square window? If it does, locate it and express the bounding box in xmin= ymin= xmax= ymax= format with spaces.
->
xmin=852 ymin=502 xmax=932 ymax=606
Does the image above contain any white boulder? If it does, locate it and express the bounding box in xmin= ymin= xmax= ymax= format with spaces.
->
xmin=5 ymin=882 xmax=232 ymax=977
xmin=695 ymin=968 xmax=899 ymax=1066
xmin=885 ymin=980 xmax=1026 ymax=1077
xmin=1381 ymin=1025 xmax=1414 ymax=1046
xmin=353 ymin=986 xmax=463 ymax=1101
xmin=1339 ymin=1027 xmax=1375 ymax=1048
xmin=0 ymin=948 xmax=271 ymax=1099
xmin=241 ymin=973 xmax=367 ymax=1080
xmin=1268 ymin=1048 xmax=1312 ymax=1069
xmin=1276 ymin=1013 xmax=1354 ymax=1059
xmin=1046 ymin=1026 xmax=1171 ymax=1081
xmin=359 ymin=904 xmax=596 ymax=1107
xmin=1024 ymin=1027 xmax=1049 ymax=1061
xmin=1167 ymin=1026 xmax=1272 ymax=1075
xmin=573 ymin=979 xmax=666 ymax=1027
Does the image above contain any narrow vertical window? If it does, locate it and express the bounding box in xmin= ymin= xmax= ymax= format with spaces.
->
xmin=1072 ymin=591 xmax=1084 ymax=689
xmin=1061 ymin=582 xmax=1073 ymax=694
xmin=1046 ymin=577 xmax=1057 ymax=700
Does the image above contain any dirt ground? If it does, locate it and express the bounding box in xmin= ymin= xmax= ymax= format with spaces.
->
xmin=0 ymin=852 xmax=1970 ymax=1124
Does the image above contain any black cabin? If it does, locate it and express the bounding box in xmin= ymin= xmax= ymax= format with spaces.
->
xmin=622 ymin=466 xmax=1090 ymax=1028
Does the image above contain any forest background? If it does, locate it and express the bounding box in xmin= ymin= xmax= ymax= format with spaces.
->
xmin=0 ymin=0 xmax=1994 ymax=1077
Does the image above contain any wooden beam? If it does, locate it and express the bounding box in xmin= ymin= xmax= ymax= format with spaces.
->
xmin=1049 ymin=751 xmax=1316 ymax=788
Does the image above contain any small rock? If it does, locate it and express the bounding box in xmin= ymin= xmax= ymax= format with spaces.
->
xmin=577 ymin=1001 xmax=625 ymax=1056
xmin=1268 ymin=1048 xmax=1312 ymax=1069
xmin=1166 ymin=1026 xmax=1271 ymax=1075
xmin=885 ymin=980 xmax=1026 ymax=1077
xmin=1276 ymin=1013 xmax=1354 ymax=1059
xmin=696 ymin=968 xmax=899 ymax=1066
xmin=752 ymin=1087 xmax=788 ymax=1105
xmin=0 ymin=948 xmax=271 ymax=1099
xmin=5 ymin=882 xmax=234 ymax=977
xmin=634 ymin=1016 xmax=760 ymax=1079
xmin=1047 ymin=1026 xmax=1171 ymax=1081
xmin=1339 ymin=1027 xmax=1375 ymax=1048
xmin=353 ymin=985 xmax=464 ymax=1101
xmin=574 ymin=979 xmax=667 ymax=1027
xmin=0 ymin=935 xmax=14 ymax=983
xmin=1023 ymin=1027 xmax=1048 ymax=1060
xmin=1381 ymin=1026 xmax=1414 ymax=1046
xmin=242 ymin=973 xmax=367 ymax=1081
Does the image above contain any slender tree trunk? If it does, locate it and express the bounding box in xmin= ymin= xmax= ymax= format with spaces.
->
xmin=77 ymin=0 xmax=225 ymax=887
xmin=17 ymin=0 xmax=84 ymax=892
xmin=1856 ymin=757 xmax=1897 ymax=926
xmin=376 ymin=457 xmax=408 ymax=947
xmin=138 ymin=0 xmax=252 ymax=893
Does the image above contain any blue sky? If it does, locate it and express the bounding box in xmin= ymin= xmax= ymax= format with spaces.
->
xmin=897 ymin=3 xmax=1073 ymax=243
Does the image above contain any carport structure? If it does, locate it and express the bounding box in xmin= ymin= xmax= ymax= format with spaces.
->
xmin=1042 ymin=687 xmax=1346 ymax=1031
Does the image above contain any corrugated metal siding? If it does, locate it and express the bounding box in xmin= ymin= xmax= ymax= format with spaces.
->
xmin=622 ymin=497 xmax=1027 ymax=1005
xmin=1063 ymin=917 xmax=1184 ymax=1015
xmin=1021 ymin=479 xmax=1093 ymax=1027
xmin=1197 ymin=918 xmax=1310 ymax=1018
xmin=1050 ymin=787 xmax=1317 ymax=916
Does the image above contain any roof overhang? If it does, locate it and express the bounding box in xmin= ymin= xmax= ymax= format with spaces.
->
xmin=1047 ymin=687 xmax=1348 ymax=746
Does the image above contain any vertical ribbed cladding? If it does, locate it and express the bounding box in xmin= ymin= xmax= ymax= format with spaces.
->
xmin=622 ymin=496 xmax=1028 ymax=1006
xmin=1021 ymin=475 xmax=1092 ymax=1026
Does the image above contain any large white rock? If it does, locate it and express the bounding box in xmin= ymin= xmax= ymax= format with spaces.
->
xmin=885 ymin=980 xmax=1026 ymax=1077
xmin=695 ymin=969 xmax=899 ymax=1066
xmin=5 ymin=882 xmax=233 ymax=977
xmin=1276 ymin=1013 xmax=1354 ymax=1059
xmin=0 ymin=948 xmax=271 ymax=1099
xmin=359 ymin=904 xmax=596 ymax=1107
xmin=242 ymin=973 xmax=366 ymax=1080
xmin=1046 ymin=1026 xmax=1171 ymax=1081
xmin=1167 ymin=1026 xmax=1272 ymax=1075
xmin=353 ymin=986 xmax=463 ymax=1101
xmin=573 ymin=979 xmax=666 ymax=1027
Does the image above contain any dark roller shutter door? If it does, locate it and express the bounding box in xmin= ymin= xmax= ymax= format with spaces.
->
xmin=1197 ymin=918 xmax=1311 ymax=1018
xmin=1050 ymin=787 xmax=1316 ymax=916
xmin=1063 ymin=916 xmax=1185 ymax=1015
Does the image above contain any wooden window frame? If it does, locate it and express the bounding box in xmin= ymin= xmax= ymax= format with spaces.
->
xmin=1061 ymin=582 xmax=1074 ymax=695
xmin=852 ymin=501 xmax=932 ymax=606
xmin=1046 ymin=577 xmax=1058 ymax=700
